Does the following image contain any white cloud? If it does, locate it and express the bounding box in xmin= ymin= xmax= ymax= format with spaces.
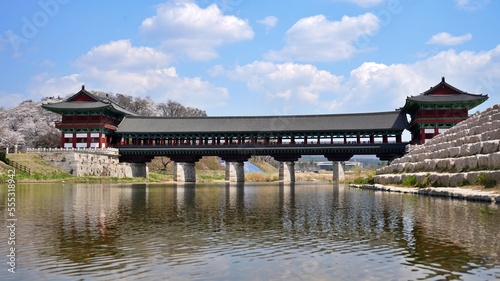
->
xmin=257 ymin=16 xmax=278 ymax=29
xmin=140 ymin=1 xmax=254 ymax=60
xmin=29 ymin=40 xmax=230 ymax=110
xmin=343 ymin=45 xmax=500 ymax=112
xmin=75 ymin=40 xmax=171 ymax=70
xmin=426 ymin=32 xmax=472 ymax=46
xmin=332 ymin=0 xmax=385 ymax=8
xmin=222 ymin=45 xmax=500 ymax=114
xmin=455 ymin=0 xmax=490 ymax=10
xmin=265 ymin=13 xmax=380 ymax=62
xmin=221 ymin=61 xmax=344 ymax=111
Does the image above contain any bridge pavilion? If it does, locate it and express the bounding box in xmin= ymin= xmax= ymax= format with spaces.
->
xmin=402 ymin=77 xmax=488 ymax=144
xmin=41 ymin=78 xmax=487 ymax=182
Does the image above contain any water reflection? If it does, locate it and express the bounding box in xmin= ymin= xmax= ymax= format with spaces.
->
xmin=0 ymin=183 xmax=498 ymax=280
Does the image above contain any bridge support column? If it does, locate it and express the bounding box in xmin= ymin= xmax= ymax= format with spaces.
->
xmin=174 ymin=162 xmax=196 ymax=183
xmin=273 ymin=154 xmax=300 ymax=183
xmin=169 ymin=155 xmax=202 ymax=183
xmin=325 ymin=154 xmax=352 ymax=183
xmin=220 ymin=155 xmax=250 ymax=183
xmin=279 ymin=161 xmax=295 ymax=182
xmin=225 ymin=161 xmax=245 ymax=183
xmin=332 ymin=161 xmax=345 ymax=182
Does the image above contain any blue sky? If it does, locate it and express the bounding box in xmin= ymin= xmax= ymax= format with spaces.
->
xmin=1 ymin=0 xmax=499 ymax=116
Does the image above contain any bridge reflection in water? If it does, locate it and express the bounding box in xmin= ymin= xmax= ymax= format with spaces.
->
xmin=115 ymin=111 xmax=409 ymax=182
xmin=5 ymin=183 xmax=499 ymax=281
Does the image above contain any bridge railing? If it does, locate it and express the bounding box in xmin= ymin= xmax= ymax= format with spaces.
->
xmin=116 ymin=140 xmax=404 ymax=147
xmin=26 ymin=147 xmax=120 ymax=156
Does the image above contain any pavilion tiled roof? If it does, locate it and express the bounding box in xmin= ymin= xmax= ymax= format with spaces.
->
xmin=116 ymin=110 xmax=408 ymax=134
xmin=41 ymin=86 xmax=139 ymax=116
xmin=403 ymin=77 xmax=488 ymax=110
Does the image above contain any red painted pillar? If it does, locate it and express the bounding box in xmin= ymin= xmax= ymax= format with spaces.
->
xmin=86 ymin=133 xmax=91 ymax=148
xmin=344 ymin=136 xmax=347 ymax=144
xmin=60 ymin=133 xmax=65 ymax=148
xmin=72 ymin=133 xmax=77 ymax=148
xmin=383 ymin=135 xmax=388 ymax=144
xmin=396 ymin=135 xmax=402 ymax=143
xmin=356 ymin=135 xmax=361 ymax=144
xmin=370 ymin=135 xmax=375 ymax=144
xmin=420 ymin=129 xmax=426 ymax=144
xmin=98 ymin=132 xmax=102 ymax=148
xmin=317 ymin=136 xmax=321 ymax=144
xmin=304 ymin=136 xmax=308 ymax=144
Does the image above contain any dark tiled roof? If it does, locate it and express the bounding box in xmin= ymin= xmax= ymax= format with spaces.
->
xmin=407 ymin=93 xmax=488 ymax=102
xmin=406 ymin=78 xmax=487 ymax=103
xmin=42 ymin=87 xmax=138 ymax=116
xmin=116 ymin=111 xmax=408 ymax=134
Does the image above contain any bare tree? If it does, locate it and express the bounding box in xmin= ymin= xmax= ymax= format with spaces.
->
xmin=156 ymin=100 xmax=207 ymax=117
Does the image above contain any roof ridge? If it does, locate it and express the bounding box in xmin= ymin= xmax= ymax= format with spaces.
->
xmin=122 ymin=110 xmax=403 ymax=120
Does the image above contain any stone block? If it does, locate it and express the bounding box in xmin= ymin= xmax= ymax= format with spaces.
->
xmin=454 ymin=157 xmax=469 ymax=173
xmin=424 ymin=159 xmax=436 ymax=171
xmin=465 ymin=171 xmax=482 ymax=185
xmin=477 ymin=154 xmax=490 ymax=169
xmin=459 ymin=144 xmax=471 ymax=157
xmin=435 ymin=159 xmax=449 ymax=171
xmin=448 ymin=147 xmax=460 ymax=158
xmin=435 ymin=174 xmax=450 ymax=187
xmin=486 ymin=171 xmax=500 ymax=185
xmin=481 ymin=141 xmax=499 ymax=154
xmin=489 ymin=120 xmax=500 ymax=131
xmin=466 ymin=156 xmax=478 ymax=170
xmin=449 ymin=173 xmax=466 ymax=187
xmin=468 ymin=142 xmax=482 ymax=155
xmin=488 ymin=152 xmax=500 ymax=169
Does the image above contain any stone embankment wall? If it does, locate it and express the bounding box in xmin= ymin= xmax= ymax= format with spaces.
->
xmin=26 ymin=148 xmax=148 ymax=178
xmin=375 ymin=104 xmax=500 ymax=187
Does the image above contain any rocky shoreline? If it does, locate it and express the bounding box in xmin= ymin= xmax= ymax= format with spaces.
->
xmin=350 ymin=184 xmax=500 ymax=204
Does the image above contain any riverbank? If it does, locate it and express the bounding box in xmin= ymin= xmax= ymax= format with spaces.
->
xmin=350 ymin=184 xmax=500 ymax=204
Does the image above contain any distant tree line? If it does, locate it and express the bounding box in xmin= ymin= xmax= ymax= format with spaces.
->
xmin=0 ymin=91 xmax=207 ymax=149
xmin=91 ymin=91 xmax=207 ymax=117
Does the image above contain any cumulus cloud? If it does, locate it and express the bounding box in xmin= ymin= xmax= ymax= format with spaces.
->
xmin=455 ymin=0 xmax=490 ymax=10
xmin=257 ymin=16 xmax=278 ymax=29
xmin=75 ymin=40 xmax=171 ymax=70
xmin=332 ymin=0 xmax=385 ymax=8
xmin=426 ymin=32 xmax=472 ymax=46
xmin=265 ymin=13 xmax=380 ymax=62
xmin=221 ymin=45 xmax=500 ymax=114
xmin=140 ymin=1 xmax=254 ymax=60
xmin=29 ymin=40 xmax=229 ymax=110
xmin=343 ymin=45 xmax=500 ymax=111
xmin=219 ymin=61 xmax=344 ymax=111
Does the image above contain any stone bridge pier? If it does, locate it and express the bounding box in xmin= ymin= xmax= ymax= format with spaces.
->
xmin=274 ymin=155 xmax=301 ymax=183
xmin=170 ymin=155 xmax=202 ymax=183
xmin=325 ymin=154 xmax=352 ymax=182
xmin=220 ymin=155 xmax=250 ymax=183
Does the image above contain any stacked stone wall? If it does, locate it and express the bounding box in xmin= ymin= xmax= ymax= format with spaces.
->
xmin=375 ymin=104 xmax=500 ymax=187
xmin=29 ymin=149 xmax=148 ymax=178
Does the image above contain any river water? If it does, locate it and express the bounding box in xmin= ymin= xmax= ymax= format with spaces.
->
xmin=0 ymin=182 xmax=499 ymax=281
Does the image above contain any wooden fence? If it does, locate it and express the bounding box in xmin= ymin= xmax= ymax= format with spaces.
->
xmin=0 ymin=153 xmax=32 ymax=174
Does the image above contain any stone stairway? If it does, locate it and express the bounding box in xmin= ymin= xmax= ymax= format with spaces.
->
xmin=375 ymin=104 xmax=500 ymax=187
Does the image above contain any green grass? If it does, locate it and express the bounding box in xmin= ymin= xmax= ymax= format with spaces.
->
xmin=474 ymin=173 xmax=497 ymax=188
xmin=402 ymin=175 xmax=418 ymax=187
xmin=198 ymin=171 xmax=225 ymax=181
xmin=352 ymin=175 xmax=374 ymax=185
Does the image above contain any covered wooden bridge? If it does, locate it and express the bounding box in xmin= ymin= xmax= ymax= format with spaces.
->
xmin=114 ymin=111 xmax=409 ymax=182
